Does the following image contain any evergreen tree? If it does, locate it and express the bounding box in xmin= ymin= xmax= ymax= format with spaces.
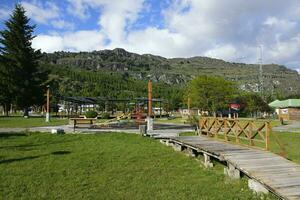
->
xmin=0 ymin=4 xmax=45 ymax=117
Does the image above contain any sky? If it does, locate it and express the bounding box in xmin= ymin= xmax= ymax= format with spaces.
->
xmin=1 ymin=0 xmax=300 ymax=72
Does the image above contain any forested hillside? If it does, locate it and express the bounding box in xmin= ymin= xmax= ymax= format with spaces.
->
xmin=44 ymin=64 xmax=184 ymax=110
xmin=41 ymin=48 xmax=300 ymax=99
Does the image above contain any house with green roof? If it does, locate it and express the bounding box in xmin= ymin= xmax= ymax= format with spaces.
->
xmin=269 ymin=99 xmax=300 ymax=121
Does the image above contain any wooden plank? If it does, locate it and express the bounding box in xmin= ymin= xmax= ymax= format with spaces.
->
xmin=276 ymin=186 xmax=300 ymax=195
xmin=167 ymin=134 xmax=300 ymax=200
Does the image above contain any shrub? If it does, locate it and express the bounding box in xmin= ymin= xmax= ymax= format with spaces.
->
xmin=85 ymin=110 xmax=98 ymax=118
xmin=100 ymin=112 xmax=110 ymax=119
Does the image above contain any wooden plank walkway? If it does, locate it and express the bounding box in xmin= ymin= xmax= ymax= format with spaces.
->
xmin=167 ymin=135 xmax=300 ymax=200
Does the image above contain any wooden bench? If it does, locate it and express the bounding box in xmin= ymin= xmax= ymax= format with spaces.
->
xmin=69 ymin=118 xmax=97 ymax=131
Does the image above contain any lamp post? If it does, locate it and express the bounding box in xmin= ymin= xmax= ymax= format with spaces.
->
xmin=46 ymin=85 xmax=50 ymax=122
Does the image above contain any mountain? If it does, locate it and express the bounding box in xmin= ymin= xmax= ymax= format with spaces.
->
xmin=41 ymin=48 xmax=300 ymax=97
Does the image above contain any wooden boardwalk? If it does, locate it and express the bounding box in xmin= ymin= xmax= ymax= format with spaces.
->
xmin=165 ymin=135 xmax=300 ymax=200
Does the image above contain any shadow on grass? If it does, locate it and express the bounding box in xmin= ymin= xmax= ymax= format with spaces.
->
xmin=0 ymin=133 xmax=27 ymax=138
xmin=51 ymin=150 xmax=71 ymax=155
xmin=0 ymin=154 xmax=48 ymax=164
xmin=0 ymin=138 xmax=80 ymax=150
xmin=1 ymin=150 xmax=72 ymax=164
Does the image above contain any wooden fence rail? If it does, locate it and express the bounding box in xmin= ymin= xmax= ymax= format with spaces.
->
xmin=198 ymin=117 xmax=286 ymax=155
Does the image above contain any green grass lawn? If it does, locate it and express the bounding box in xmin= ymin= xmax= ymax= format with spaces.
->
xmin=0 ymin=132 xmax=274 ymax=200
xmin=271 ymin=131 xmax=300 ymax=163
xmin=0 ymin=117 xmax=68 ymax=128
xmin=155 ymin=117 xmax=188 ymax=124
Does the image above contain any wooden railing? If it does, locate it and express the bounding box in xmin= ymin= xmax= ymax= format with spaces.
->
xmin=198 ymin=117 xmax=286 ymax=155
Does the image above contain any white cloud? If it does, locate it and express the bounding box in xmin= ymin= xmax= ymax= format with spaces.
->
xmin=32 ymin=30 xmax=105 ymax=52
xmin=263 ymin=17 xmax=297 ymax=32
xmin=204 ymin=45 xmax=237 ymax=61
xmin=266 ymin=35 xmax=300 ymax=63
xmin=67 ymin=0 xmax=144 ymax=43
xmin=21 ymin=1 xmax=60 ymax=24
xmin=66 ymin=0 xmax=90 ymax=19
xmin=21 ymin=0 xmax=75 ymax=30
xmin=30 ymin=0 xmax=300 ymax=70
xmin=32 ymin=35 xmax=64 ymax=52
xmin=122 ymin=27 xmax=191 ymax=57
xmin=51 ymin=20 xmax=74 ymax=30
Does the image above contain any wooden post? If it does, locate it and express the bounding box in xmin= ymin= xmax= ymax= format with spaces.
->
xmin=249 ymin=121 xmax=254 ymax=146
xmin=147 ymin=80 xmax=154 ymax=131
xmin=234 ymin=120 xmax=239 ymax=144
xmin=198 ymin=118 xmax=202 ymax=135
xmin=148 ymin=80 xmax=152 ymax=117
xmin=265 ymin=122 xmax=270 ymax=150
xmin=224 ymin=119 xmax=228 ymax=141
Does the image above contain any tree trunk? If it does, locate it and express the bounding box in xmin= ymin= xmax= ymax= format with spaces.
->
xmin=4 ymin=103 xmax=9 ymax=117
xmin=23 ymin=107 xmax=29 ymax=118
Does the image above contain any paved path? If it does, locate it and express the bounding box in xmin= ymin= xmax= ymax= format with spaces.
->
xmin=273 ymin=121 xmax=300 ymax=133
xmin=165 ymin=135 xmax=300 ymax=200
xmin=0 ymin=123 xmax=194 ymax=136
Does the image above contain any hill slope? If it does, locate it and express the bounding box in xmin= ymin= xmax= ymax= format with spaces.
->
xmin=41 ymin=48 xmax=300 ymax=97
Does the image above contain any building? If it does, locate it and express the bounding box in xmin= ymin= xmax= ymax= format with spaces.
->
xmin=269 ymin=99 xmax=300 ymax=121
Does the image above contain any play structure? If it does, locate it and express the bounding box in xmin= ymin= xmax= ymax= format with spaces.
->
xmin=57 ymin=80 xmax=164 ymax=129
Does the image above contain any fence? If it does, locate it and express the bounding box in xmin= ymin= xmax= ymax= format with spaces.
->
xmin=198 ymin=117 xmax=286 ymax=155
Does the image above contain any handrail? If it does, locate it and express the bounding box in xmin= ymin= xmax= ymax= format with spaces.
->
xmin=198 ymin=117 xmax=286 ymax=156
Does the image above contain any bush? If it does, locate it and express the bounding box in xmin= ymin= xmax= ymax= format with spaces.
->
xmin=187 ymin=115 xmax=199 ymax=130
xmin=85 ymin=110 xmax=98 ymax=118
xmin=100 ymin=112 xmax=110 ymax=119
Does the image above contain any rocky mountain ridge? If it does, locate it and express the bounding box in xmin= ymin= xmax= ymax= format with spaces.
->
xmin=41 ymin=48 xmax=300 ymax=97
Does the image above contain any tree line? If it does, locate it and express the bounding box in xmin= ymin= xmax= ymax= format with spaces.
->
xmin=185 ymin=75 xmax=271 ymax=117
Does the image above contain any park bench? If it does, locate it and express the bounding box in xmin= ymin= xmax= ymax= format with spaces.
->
xmin=69 ymin=118 xmax=97 ymax=131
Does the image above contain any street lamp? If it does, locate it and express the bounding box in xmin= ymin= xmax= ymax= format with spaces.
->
xmin=46 ymin=85 xmax=50 ymax=122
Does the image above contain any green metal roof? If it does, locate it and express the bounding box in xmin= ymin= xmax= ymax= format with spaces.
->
xmin=269 ymin=99 xmax=300 ymax=108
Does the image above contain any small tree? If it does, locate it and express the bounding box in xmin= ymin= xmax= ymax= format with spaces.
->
xmin=234 ymin=92 xmax=271 ymax=117
xmin=0 ymin=4 xmax=46 ymax=117
xmin=186 ymin=75 xmax=236 ymax=115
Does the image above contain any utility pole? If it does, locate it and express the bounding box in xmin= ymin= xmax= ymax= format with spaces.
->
xmin=46 ymin=85 xmax=50 ymax=122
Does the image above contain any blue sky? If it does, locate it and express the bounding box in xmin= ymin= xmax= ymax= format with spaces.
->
xmin=1 ymin=0 xmax=300 ymax=73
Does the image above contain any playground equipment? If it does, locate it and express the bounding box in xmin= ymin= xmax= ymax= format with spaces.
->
xmin=96 ymin=109 xmax=147 ymax=128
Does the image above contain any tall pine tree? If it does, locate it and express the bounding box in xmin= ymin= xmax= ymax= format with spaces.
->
xmin=0 ymin=4 xmax=46 ymax=116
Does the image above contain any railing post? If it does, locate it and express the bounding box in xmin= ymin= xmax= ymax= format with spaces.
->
xmin=265 ymin=122 xmax=270 ymax=151
xmin=233 ymin=120 xmax=239 ymax=143
xmin=224 ymin=119 xmax=228 ymax=141
xmin=214 ymin=118 xmax=218 ymax=139
xmin=198 ymin=118 xmax=202 ymax=135
xmin=249 ymin=121 xmax=254 ymax=146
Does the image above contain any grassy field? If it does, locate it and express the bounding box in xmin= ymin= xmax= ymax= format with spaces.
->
xmin=0 ymin=117 xmax=68 ymax=128
xmin=0 ymin=132 xmax=274 ymax=200
xmin=271 ymin=131 xmax=300 ymax=163
xmin=155 ymin=117 xmax=188 ymax=124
